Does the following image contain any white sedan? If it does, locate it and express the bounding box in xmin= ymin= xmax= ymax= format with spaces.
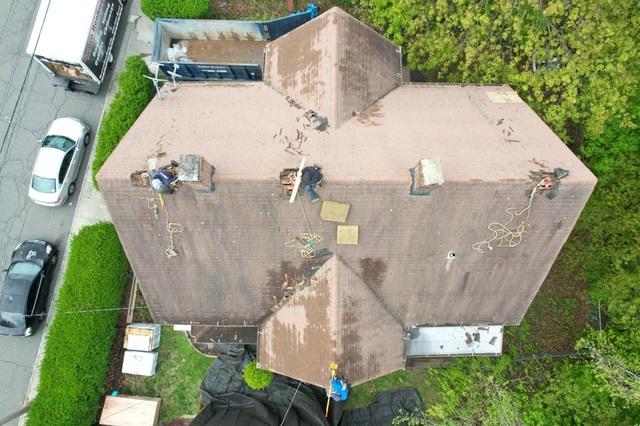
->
xmin=28 ymin=117 xmax=90 ymax=206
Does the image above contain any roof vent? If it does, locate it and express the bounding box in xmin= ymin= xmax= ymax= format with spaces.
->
xmin=409 ymin=158 xmax=444 ymax=196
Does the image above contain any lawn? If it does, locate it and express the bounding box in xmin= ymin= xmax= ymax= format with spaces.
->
xmin=121 ymin=326 xmax=214 ymax=422
xmin=347 ymin=369 xmax=441 ymax=409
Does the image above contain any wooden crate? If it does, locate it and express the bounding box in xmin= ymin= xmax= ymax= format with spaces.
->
xmin=99 ymin=395 xmax=161 ymax=426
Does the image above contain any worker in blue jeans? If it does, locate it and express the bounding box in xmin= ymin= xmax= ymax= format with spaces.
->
xmin=301 ymin=166 xmax=322 ymax=202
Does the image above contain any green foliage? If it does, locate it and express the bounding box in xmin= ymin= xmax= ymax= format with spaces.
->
xmin=523 ymin=361 xmax=635 ymax=425
xmin=122 ymin=326 xmax=214 ymax=420
xmin=577 ymin=331 xmax=640 ymax=406
xmin=141 ymin=0 xmax=212 ymax=20
xmin=359 ymin=0 xmax=640 ymax=140
xmin=243 ymin=361 xmax=273 ymax=390
xmin=27 ymin=223 xmax=129 ymax=426
xmin=91 ymin=56 xmax=154 ymax=190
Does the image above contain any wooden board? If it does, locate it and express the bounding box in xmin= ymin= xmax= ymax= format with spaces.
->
xmin=336 ymin=224 xmax=359 ymax=245
xmin=320 ymin=200 xmax=350 ymax=223
xmin=100 ymin=395 xmax=161 ymax=426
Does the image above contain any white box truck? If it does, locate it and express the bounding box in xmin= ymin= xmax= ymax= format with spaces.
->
xmin=26 ymin=0 xmax=124 ymax=95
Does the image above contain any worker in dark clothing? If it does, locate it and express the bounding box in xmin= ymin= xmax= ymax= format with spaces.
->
xmin=301 ymin=166 xmax=322 ymax=202
xmin=149 ymin=161 xmax=179 ymax=194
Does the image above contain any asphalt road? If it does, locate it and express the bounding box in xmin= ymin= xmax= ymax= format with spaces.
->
xmin=0 ymin=1 xmax=108 ymax=421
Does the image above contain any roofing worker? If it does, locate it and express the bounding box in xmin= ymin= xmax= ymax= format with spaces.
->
xmin=301 ymin=166 xmax=322 ymax=203
xmin=329 ymin=378 xmax=350 ymax=401
xmin=149 ymin=161 xmax=179 ymax=194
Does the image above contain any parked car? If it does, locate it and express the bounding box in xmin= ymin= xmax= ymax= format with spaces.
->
xmin=0 ymin=240 xmax=57 ymax=337
xmin=28 ymin=117 xmax=90 ymax=206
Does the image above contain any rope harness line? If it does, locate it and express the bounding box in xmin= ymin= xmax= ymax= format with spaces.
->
xmin=147 ymin=188 xmax=184 ymax=258
xmin=284 ymin=191 xmax=323 ymax=258
xmin=472 ymin=178 xmax=547 ymax=253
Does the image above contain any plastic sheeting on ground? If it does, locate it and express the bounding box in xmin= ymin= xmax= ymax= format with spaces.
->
xmin=192 ymin=344 xmax=424 ymax=426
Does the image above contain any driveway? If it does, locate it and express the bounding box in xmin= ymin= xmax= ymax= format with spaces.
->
xmin=0 ymin=0 xmax=109 ymax=422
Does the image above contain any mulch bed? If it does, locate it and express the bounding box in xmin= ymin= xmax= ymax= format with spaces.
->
xmin=104 ymin=275 xmax=133 ymax=394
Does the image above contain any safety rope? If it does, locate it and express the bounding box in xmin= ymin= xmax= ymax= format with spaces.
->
xmin=284 ymin=192 xmax=323 ymax=258
xmin=147 ymin=188 xmax=184 ymax=258
xmin=472 ymin=178 xmax=546 ymax=253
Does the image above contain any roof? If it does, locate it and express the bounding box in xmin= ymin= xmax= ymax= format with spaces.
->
xmin=97 ymin=83 xmax=595 ymax=183
xmin=98 ymin=7 xmax=597 ymax=385
xmin=257 ymin=256 xmax=405 ymax=387
xmin=406 ymin=325 xmax=503 ymax=357
xmin=33 ymin=147 xmax=64 ymax=178
xmin=26 ymin=0 xmax=97 ymax=63
xmin=264 ymin=7 xmax=401 ymax=128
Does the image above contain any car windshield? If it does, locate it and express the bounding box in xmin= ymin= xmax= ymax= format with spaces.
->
xmin=0 ymin=311 xmax=25 ymax=329
xmin=32 ymin=175 xmax=57 ymax=193
xmin=8 ymin=262 xmax=41 ymax=279
xmin=42 ymin=135 xmax=74 ymax=151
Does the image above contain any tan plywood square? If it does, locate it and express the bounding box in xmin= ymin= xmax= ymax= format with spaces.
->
xmin=321 ymin=201 xmax=350 ymax=223
xmin=337 ymin=225 xmax=359 ymax=245
xmin=485 ymin=91 xmax=523 ymax=103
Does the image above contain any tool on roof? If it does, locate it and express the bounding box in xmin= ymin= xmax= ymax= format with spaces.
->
xmin=288 ymin=157 xmax=306 ymax=203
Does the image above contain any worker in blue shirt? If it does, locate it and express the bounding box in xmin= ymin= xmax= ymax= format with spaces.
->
xmin=329 ymin=378 xmax=350 ymax=401
xmin=301 ymin=166 xmax=322 ymax=203
xmin=149 ymin=161 xmax=179 ymax=194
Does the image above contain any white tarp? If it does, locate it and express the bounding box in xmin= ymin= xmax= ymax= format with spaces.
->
xmin=406 ymin=325 xmax=503 ymax=357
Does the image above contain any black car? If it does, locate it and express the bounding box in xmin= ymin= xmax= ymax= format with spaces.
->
xmin=0 ymin=240 xmax=57 ymax=336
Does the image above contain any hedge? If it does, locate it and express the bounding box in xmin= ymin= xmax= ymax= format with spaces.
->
xmin=243 ymin=361 xmax=274 ymax=390
xmin=91 ymin=55 xmax=155 ymax=190
xmin=27 ymin=223 xmax=130 ymax=426
xmin=141 ymin=0 xmax=212 ymax=20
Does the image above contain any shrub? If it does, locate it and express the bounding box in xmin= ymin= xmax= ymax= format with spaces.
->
xmin=141 ymin=0 xmax=212 ymax=20
xmin=91 ymin=56 xmax=155 ymax=190
xmin=243 ymin=361 xmax=273 ymax=390
xmin=27 ymin=223 xmax=129 ymax=426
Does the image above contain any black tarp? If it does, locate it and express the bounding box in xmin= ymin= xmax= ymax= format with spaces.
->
xmin=193 ymin=344 xmax=424 ymax=426
xmin=340 ymin=388 xmax=423 ymax=426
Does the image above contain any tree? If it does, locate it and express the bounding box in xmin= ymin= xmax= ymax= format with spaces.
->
xmin=577 ymin=331 xmax=640 ymax=405
xmin=358 ymin=0 xmax=640 ymax=143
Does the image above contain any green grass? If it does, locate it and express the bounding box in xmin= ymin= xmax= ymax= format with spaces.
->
xmin=121 ymin=326 xmax=214 ymax=421
xmin=27 ymin=223 xmax=129 ymax=426
xmin=346 ymin=369 xmax=441 ymax=409
xmin=141 ymin=0 xmax=212 ymax=20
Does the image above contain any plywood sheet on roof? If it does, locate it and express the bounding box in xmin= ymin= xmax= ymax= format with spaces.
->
xmin=320 ymin=200 xmax=350 ymax=223
xmin=100 ymin=395 xmax=161 ymax=426
xmin=337 ymin=224 xmax=358 ymax=245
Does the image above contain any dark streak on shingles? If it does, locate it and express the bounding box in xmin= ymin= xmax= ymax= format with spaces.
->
xmin=359 ymin=257 xmax=387 ymax=291
xmin=461 ymin=271 xmax=470 ymax=293
xmin=340 ymin=294 xmax=363 ymax=379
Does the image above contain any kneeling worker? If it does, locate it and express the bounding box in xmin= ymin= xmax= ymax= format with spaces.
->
xmin=301 ymin=166 xmax=322 ymax=203
xmin=149 ymin=161 xmax=179 ymax=194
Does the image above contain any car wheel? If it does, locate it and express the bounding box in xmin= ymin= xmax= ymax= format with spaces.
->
xmin=24 ymin=327 xmax=33 ymax=337
xmin=68 ymin=182 xmax=76 ymax=196
xmin=83 ymin=133 xmax=90 ymax=147
xmin=38 ymin=309 xmax=46 ymax=323
xmin=51 ymin=254 xmax=58 ymax=266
